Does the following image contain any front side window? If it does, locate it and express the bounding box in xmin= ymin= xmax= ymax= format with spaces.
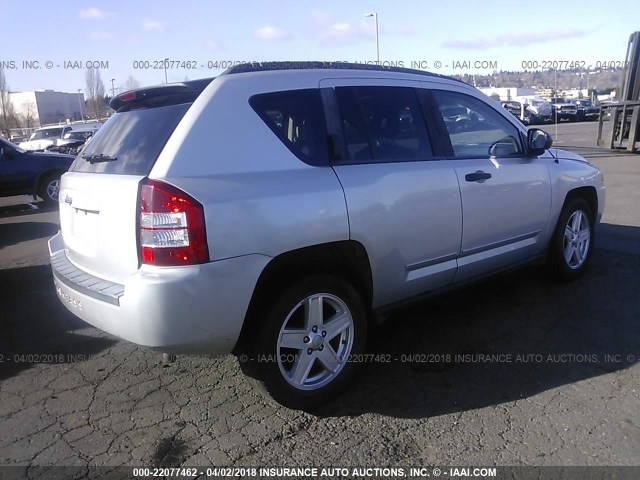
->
xmin=335 ymin=86 xmax=432 ymax=162
xmin=249 ymin=89 xmax=328 ymax=166
xmin=433 ymin=90 xmax=523 ymax=158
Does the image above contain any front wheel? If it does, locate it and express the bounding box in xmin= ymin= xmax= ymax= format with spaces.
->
xmin=38 ymin=174 xmax=61 ymax=205
xmin=245 ymin=275 xmax=367 ymax=410
xmin=547 ymin=197 xmax=595 ymax=280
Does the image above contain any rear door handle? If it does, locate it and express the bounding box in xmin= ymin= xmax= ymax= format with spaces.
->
xmin=465 ymin=170 xmax=492 ymax=183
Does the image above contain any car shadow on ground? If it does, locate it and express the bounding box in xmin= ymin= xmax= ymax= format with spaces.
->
xmin=0 ymin=222 xmax=60 ymax=249
xmin=0 ymin=200 xmax=57 ymax=219
xmin=319 ymin=223 xmax=640 ymax=419
xmin=0 ymin=264 xmax=117 ymax=381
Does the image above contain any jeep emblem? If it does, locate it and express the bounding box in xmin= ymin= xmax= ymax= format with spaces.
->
xmin=64 ymin=195 xmax=73 ymax=205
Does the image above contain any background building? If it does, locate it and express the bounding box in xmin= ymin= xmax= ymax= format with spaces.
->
xmin=477 ymin=87 xmax=536 ymax=101
xmin=9 ymin=90 xmax=84 ymax=127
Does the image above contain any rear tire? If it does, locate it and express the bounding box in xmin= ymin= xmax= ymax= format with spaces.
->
xmin=241 ymin=274 xmax=367 ymax=411
xmin=547 ymin=197 xmax=594 ymax=281
xmin=38 ymin=174 xmax=61 ymax=205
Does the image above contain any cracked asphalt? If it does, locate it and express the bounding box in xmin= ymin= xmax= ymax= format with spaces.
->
xmin=0 ymin=123 xmax=639 ymax=469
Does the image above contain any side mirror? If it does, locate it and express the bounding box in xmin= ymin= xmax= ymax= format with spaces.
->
xmin=489 ymin=136 xmax=520 ymax=157
xmin=527 ymin=128 xmax=552 ymax=156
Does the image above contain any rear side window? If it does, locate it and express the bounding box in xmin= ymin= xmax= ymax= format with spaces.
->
xmin=69 ymin=103 xmax=191 ymax=175
xmin=335 ymin=86 xmax=433 ymax=163
xmin=432 ymin=90 xmax=523 ymax=158
xmin=249 ymin=89 xmax=328 ymax=166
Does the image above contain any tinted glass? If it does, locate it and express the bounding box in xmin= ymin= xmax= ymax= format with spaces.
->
xmin=432 ymin=90 xmax=522 ymax=158
xmin=336 ymin=86 xmax=432 ymax=162
xmin=249 ymin=89 xmax=328 ymax=166
xmin=0 ymin=137 xmax=23 ymax=153
xmin=69 ymin=103 xmax=191 ymax=174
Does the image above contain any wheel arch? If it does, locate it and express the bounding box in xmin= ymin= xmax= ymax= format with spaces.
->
xmin=234 ymin=240 xmax=373 ymax=352
xmin=564 ymin=185 xmax=598 ymax=218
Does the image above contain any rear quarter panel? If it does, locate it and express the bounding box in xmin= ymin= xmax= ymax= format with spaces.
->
xmin=150 ymin=73 xmax=350 ymax=260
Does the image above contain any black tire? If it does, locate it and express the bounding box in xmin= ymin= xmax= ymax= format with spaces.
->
xmin=241 ymin=274 xmax=367 ymax=411
xmin=38 ymin=173 xmax=61 ymax=205
xmin=547 ymin=197 xmax=595 ymax=281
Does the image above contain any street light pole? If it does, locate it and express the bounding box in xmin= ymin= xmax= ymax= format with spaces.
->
xmin=77 ymin=89 xmax=83 ymax=121
xmin=365 ymin=12 xmax=379 ymax=64
xmin=110 ymin=78 xmax=116 ymax=98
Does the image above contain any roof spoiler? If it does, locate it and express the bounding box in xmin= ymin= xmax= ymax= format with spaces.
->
xmin=110 ymin=78 xmax=215 ymax=111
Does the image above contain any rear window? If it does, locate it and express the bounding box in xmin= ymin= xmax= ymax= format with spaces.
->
xmin=69 ymin=103 xmax=191 ymax=175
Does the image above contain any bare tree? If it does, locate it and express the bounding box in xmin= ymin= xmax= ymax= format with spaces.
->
xmin=122 ymin=75 xmax=141 ymax=91
xmin=85 ymin=68 xmax=106 ymax=120
xmin=0 ymin=67 xmax=14 ymax=137
xmin=21 ymin=101 xmax=37 ymax=128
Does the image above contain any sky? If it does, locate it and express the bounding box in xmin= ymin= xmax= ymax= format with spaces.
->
xmin=2 ymin=0 xmax=639 ymax=94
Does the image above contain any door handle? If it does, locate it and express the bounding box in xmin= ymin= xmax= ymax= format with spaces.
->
xmin=465 ymin=170 xmax=492 ymax=183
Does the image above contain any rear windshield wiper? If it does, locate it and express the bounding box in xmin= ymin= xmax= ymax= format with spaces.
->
xmin=82 ymin=153 xmax=119 ymax=164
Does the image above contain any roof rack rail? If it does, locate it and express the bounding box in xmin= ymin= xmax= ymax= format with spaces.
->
xmin=221 ymin=61 xmax=464 ymax=83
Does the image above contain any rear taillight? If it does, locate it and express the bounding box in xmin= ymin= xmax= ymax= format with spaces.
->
xmin=139 ymin=179 xmax=209 ymax=266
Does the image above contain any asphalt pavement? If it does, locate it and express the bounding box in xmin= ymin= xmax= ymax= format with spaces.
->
xmin=0 ymin=122 xmax=638 ymax=470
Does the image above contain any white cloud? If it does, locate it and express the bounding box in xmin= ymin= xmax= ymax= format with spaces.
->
xmin=254 ymin=26 xmax=289 ymax=41
xmin=311 ymin=11 xmax=374 ymax=46
xmin=442 ymin=29 xmax=593 ymax=50
xmin=79 ymin=7 xmax=107 ymax=19
xmin=142 ymin=18 xmax=165 ymax=32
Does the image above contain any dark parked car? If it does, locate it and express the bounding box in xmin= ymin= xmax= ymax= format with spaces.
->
xmin=0 ymin=137 xmax=74 ymax=204
xmin=548 ymin=97 xmax=578 ymax=122
xmin=570 ymin=99 xmax=599 ymax=121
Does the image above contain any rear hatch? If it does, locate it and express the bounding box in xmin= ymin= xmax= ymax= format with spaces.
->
xmin=59 ymin=79 xmax=213 ymax=283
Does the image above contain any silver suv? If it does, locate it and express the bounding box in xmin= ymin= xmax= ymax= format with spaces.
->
xmin=49 ymin=63 xmax=605 ymax=410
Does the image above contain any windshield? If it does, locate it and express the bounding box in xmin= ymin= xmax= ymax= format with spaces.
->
xmin=29 ymin=128 xmax=64 ymax=140
xmin=65 ymin=131 xmax=92 ymax=140
xmin=69 ymin=102 xmax=191 ymax=175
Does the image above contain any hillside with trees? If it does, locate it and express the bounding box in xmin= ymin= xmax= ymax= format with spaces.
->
xmin=452 ymin=68 xmax=626 ymax=95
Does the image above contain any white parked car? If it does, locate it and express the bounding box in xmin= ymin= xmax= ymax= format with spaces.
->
xmin=20 ymin=123 xmax=102 ymax=152
xmin=515 ymin=96 xmax=553 ymax=123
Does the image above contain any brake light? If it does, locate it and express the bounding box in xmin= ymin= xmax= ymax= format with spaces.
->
xmin=139 ymin=179 xmax=209 ymax=266
xmin=118 ymin=90 xmax=136 ymax=102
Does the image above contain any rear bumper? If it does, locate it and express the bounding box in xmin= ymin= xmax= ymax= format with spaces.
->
xmin=49 ymin=232 xmax=271 ymax=354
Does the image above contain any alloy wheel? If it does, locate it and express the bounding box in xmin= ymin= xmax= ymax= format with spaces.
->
xmin=276 ymin=293 xmax=354 ymax=391
xmin=563 ymin=210 xmax=591 ymax=270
